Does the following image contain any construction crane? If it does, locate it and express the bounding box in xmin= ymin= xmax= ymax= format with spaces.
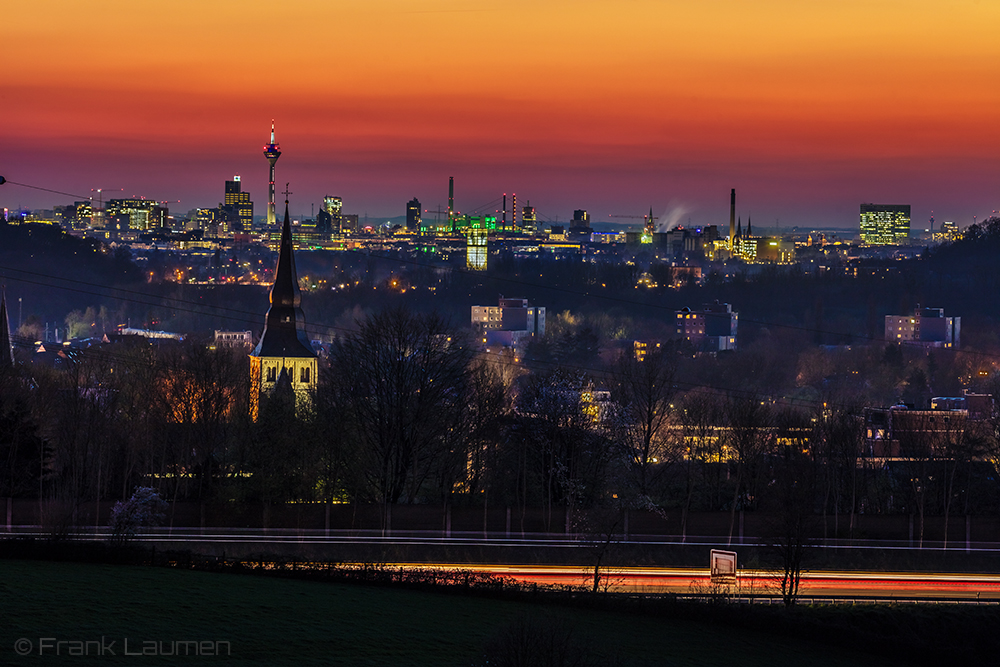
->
xmin=609 ymin=212 xmax=658 ymax=222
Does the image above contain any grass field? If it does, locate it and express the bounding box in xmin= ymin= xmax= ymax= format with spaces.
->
xmin=0 ymin=559 xmax=906 ymax=666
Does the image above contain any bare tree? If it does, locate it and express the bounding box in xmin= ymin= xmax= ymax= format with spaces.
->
xmin=329 ymin=308 xmax=473 ymax=515
xmin=724 ymin=393 xmax=774 ymax=544
xmin=676 ymin=389 xmax=725 ymax=538
xmin=607 ymin=346 xmax=678 ymax=500
xmin=767 ymin=449 xmax=814 ymax=607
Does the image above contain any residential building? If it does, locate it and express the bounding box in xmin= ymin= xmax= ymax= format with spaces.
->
xmin=676 ymin=301 xmax=737 ymax=352
xmin=472 ymin=297 xmax=545 ymax=351
xmin=884 ymin=307 xmax=960 ymax=349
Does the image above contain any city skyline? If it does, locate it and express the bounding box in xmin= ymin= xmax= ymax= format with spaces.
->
xmin=4 ymin=0 xmax=998 ymax=228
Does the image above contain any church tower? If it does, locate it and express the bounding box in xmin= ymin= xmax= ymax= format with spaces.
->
xmin=249 ymin=193 xmax=317 ymax=418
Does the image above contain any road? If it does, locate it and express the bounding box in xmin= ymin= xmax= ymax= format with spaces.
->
xmin=10 ymin=527 xmax=1000 ymax=601
xmin=386 ymin=564 xmax=1000 ymax=600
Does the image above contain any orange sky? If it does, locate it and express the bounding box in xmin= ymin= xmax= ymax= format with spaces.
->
xmin=3 ymin=0 xmax=998 ymax=226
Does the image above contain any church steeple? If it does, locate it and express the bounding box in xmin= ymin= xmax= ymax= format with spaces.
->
xmin=0 ymin=288 xmax=13 ymax=367
xmin=249 ymin=189 xmax=317 ymax=418
xmin=252 ymin=194 xmax=313 ymax=359
xmin=746 ymin=214 xmax=752 ymax=237
xmin=736 ymin=216 xmax=742 ymax=239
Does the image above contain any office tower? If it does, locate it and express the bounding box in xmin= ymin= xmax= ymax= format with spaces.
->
xmin=522 ymin=201 xmax=536 ymax=231
xmin=322 ymin=196 xmax=343 ymax=233
xmin=323 ymin=196 xmax=342 ymax=216
xmin=263 ymin=120 xmax=281 ymax=226
xmin=860 ymin=204 xmax=910 ymax=245
xmin=222 ymin=176 xmax=254 ymax=232
xmin=406 ymin=197 xmax=421 ymax=231
xmin=104 ymin=199 xmax=166 ymax=231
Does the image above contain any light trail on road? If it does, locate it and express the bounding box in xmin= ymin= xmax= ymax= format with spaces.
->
xmin=9 ymin=527 xmax=1000 ymax=601
xmin=391 ymin=564 xmax=1000 ymax=600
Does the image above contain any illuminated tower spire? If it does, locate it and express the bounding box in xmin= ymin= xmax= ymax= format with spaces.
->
xmin=263 ymin=120 xmax=282 ymax=226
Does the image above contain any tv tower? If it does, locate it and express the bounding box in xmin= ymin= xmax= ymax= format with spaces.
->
xmin=263 ymin=120 xmax=281 ymax=226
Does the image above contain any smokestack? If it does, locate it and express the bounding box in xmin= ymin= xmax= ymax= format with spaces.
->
xmin=502 ymin=193 xmax=507 ymax=228
xmin=729 ymin=188 xmax=736 ymax=251
xmin=512 ymin=193 xmax=517 ymax=228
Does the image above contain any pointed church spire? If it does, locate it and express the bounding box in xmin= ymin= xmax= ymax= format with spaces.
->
xmin=271 ymin=193 xmax=300 ymax=311
xmin=736 ymin=216 xmax=742 ymax=239
xmin=0 ymin=288 xmax=13 ymax=367
xmin=747 ymin=213 xmax=752 ymax=237
xmin=251 ymin=189 xmax=315 ymax=359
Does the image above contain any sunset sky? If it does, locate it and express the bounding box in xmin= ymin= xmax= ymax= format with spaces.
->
xmin=3 ymin=0 xmax=998 ymax=229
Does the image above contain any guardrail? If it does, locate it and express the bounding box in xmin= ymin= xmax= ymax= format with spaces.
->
xmin=5 ymin=525 xmax=1000 ymax=554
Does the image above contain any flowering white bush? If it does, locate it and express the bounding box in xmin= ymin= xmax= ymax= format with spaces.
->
xmin=108 ymin=487 xmax=167 ymax=545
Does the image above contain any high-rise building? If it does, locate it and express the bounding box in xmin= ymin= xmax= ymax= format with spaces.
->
xmin=323 ymin=196 xmax=342 ymax=216
xmin=263 ymin=120 xmax=281 ymax=226
xmin=221 ymin=176 xmax=253 ymax=232
xmin=54 ymin=201 xmax=93 ymax=230
xmin=860 ymin=204 xmax=910 ymax=245
xmin=249 ymin=196 xmax=317 ymax=419
xmin=105 ymin=199 xmax=166 ymax=231
xmin=522 ymin=202 xmax=536 ymax=231
xmin=321 ymin=196 xmax=343 ymax=233
xmin=406 ymin=198 xmax=421 ymax=231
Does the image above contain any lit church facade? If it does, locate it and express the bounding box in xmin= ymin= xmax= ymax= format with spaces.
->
xmin=249 ymin=195 xmax=317 ymax=417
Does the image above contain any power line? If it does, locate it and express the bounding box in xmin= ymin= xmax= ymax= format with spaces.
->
xmin=0 ymin=179 xmax=94 ymax=202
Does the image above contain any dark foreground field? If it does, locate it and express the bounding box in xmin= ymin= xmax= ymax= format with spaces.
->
xmin=1 ymin=559 xmax=911 ymax=667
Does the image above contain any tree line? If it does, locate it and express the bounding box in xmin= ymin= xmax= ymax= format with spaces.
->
xmin=2 ymin=307 xmax=1000 ymax=538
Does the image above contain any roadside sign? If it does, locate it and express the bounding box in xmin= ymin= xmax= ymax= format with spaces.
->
xmin=710 ymin=549 xmax=737 ymax=584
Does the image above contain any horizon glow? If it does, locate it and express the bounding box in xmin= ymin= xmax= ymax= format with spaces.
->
xmin=3 ymin=0 xmax=999 ymax=228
